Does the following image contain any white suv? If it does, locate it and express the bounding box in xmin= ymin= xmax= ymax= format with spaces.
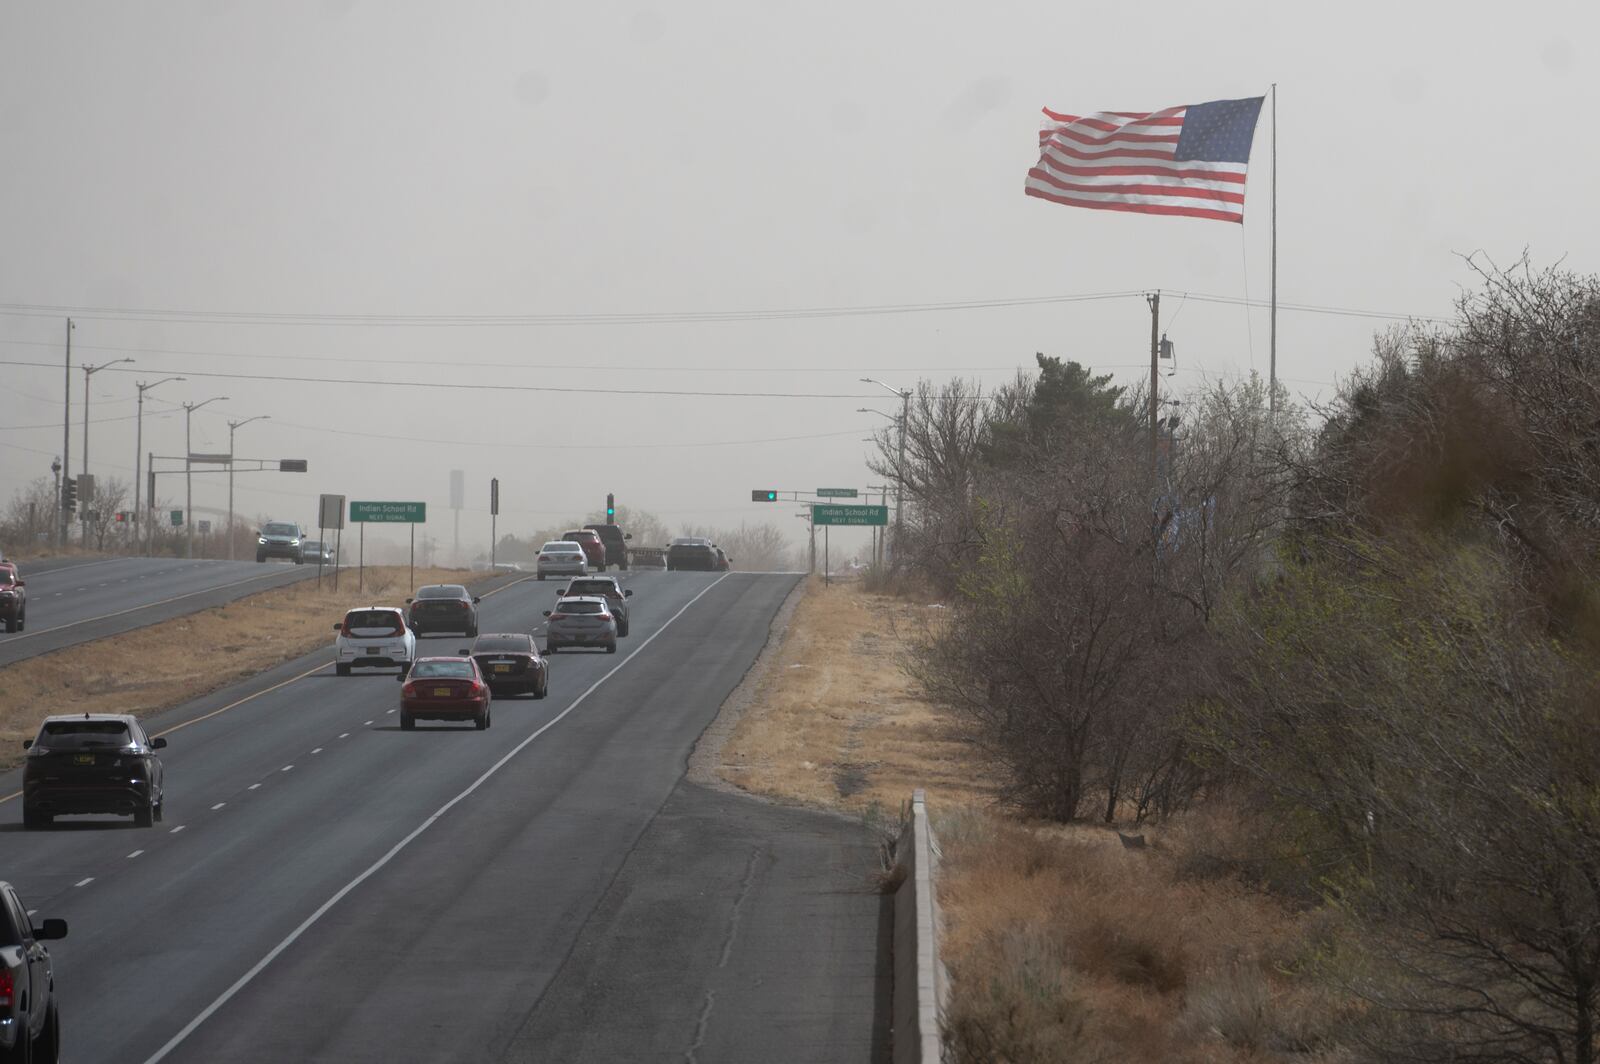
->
xmin=333 ymin=606 xmax=417 ymax=676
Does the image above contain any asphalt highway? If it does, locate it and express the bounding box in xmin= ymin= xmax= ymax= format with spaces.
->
xmin=0 ymin=556 xmax=319 ymax=667
xmin=0 ymin=570 xmax=889 ymax=1063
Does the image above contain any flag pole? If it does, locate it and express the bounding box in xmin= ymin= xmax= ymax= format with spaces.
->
xmin=1268 ymin=82 xmax=1278 ymax=419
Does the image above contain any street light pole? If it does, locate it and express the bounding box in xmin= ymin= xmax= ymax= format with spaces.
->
xmin=861 ymin=379 xmax=910 ymax=565
xmin=81 ymin=358 xmax=135 ymax=544
xmin=59 ymin=318 xmax=73 ymax=547
xmin=182 ymin=396 xmax=229 ymax=559
xmin=135 ymin=376 xmax=185 ymax=557
xmin=226 ymin=415 xmax=270 ymax=560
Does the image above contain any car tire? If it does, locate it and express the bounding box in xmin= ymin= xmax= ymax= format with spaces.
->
xmin=256 ymin=552 xmax=266 ymax=563
xmin=35 ymin=1001 xmax=60 ymax=1063
xmin=537 ymin=573 xmax=545 ymax=581
xmin=23 ymin=804 xmax=49 ymax=830
xmin=16 ymin=608 xmax=23 ymax=631
xmin=619 ymin=622 xmax=630 ymax=638
xmin=546 ymin=643 xmax=558 ymax=654
xmin=466 ymin=624 xmax=479 ymax=638
xmin=335 ymin=663 xmax=351 ymax=677
xmin=154 ymin=800 xmax=164 ymax=823
xmin=4 ymin=615 xmax=15 ymax=634
xmin=135 ymin=801 xmax=154 ymax=828
xmin=606 ymin=641 xmax=618 ymax=654
xmin=475 ymin=709 xmax=490 ymax=730
xmin=400 ymin=713 xmax=415 ymax=731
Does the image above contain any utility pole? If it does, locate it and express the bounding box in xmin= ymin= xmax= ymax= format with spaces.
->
xmin=1147 ymin=290 xmax=1161 ymax=467
xmin=59 ymin=318 xmax=74 ymax=546
xmin=183 ymin=396 xmax=229 ymax=559
xmin=1269 ymin=83 xmax=1278 ymax=420
xmin=227 ymin=415 xmax=270 ymax=560
xmin=861 ymin=378 xmax=911 ymax=567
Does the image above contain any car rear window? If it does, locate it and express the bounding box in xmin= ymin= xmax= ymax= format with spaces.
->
xmin=0 ymin=570 xmax=14 ymax=586
xmin=557 ymin=599 xmax=608 ymax=615
xmin=566 ymin=580 xmax=616 ymax=595
xmin=345 ymin=610 xmax=403 ymax=633
xmin=473 ymin=635 xmax=531 ymax=653
xmin=263 ymin=523 xmax=299 ymax=536
xmin=411 ymin=661 xmax=475 ymax=679
xmin=40 ymin=720 xmax=134 ymax=749
xmin=416 ymin=585 xmax=466 ymax=600
xmin=541 ymin=542 xmax=582 ymax=553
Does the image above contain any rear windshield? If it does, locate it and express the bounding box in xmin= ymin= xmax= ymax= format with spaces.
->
xmin=40 ymin=720 xmax=134 ymax=749
xmin=670 ymin=538 xmax=710 ymax=547
xmin=263 ymin=523 xmax=299 ymax=536
xmin=0 ymin=570 xmax=14 ymax=586
xmin=563 ymin=531 xmax=598 ymax=541
xmin=541 ymin=542 xmax=581 ymax=552
xmin=416 ymin=585 xmax=467 ymax=600
xmin=473 ymin=635 xmax=532 ymax=653
xmin=345 ymin=610 xmax=403 ymax=632
xmin=566 ymin=580 xmax=618 ymax=596
xmin=557 ymin=600 xmax=608 ymax=615
xmin=411 ymin=660 xmax=475 ymax=679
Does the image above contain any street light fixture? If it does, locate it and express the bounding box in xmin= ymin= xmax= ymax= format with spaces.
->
xmin=226 ymin=415 xmax=270 ymax=560
xmin=75 ymin=358 xmax=136 ymax=545
xmin=135 ymin=377 xmax=185 ymax=556
xmin=182 ymin=396 xmax=229 ymax=559
xmin=860 ymin=379 xmax=911 ymax=564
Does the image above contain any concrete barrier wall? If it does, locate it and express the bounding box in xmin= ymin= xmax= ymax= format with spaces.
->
xmin=893 ymin=788 xmax=947 ymax=1064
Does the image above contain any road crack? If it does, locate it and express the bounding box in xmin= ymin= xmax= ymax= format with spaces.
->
xmin=684 ymin=845 xmax=764 ymax=1063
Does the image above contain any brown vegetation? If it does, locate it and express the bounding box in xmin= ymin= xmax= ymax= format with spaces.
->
xmin=0 ymin=566 xmax=488 ymax=769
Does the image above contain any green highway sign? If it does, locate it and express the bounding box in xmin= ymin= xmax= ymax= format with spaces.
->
xmin=170 ymin=510 xmax=183 ymax=526
xmin=816 ymin=488 xmax=858 ymax=498
xmin=350 ymin=501 xmax=427 ymax=524
xmin=812 ymin=503 xmax=888 ymax=526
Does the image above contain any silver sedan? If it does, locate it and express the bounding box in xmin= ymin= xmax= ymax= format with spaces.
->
xmin=536 ymin=541 xmax=588 ymax=581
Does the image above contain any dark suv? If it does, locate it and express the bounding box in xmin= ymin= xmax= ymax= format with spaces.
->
xmin=582 ymin=524 xmax=632 ymax=570
xmin=407 ymin=584 xmax=481 ymax=636
xmin=666 ymin=537 xmax=719 ymax=571
xmin=22 ymin=714 xmax=168 ymax=828
xmin=0 ymin=564 xmax=25 ymax=633
xmin=256 ymin=521 xmax=307 ymax=564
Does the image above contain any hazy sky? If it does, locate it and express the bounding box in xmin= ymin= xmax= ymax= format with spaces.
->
xmin=2 ymin=0 xmax=1594 ymax=561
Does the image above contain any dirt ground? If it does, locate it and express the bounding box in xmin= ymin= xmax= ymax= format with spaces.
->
xmin=0 ymin=566 xmax=493 ymax=766
xmin=709 ymin=576 xmax=993 ymax=816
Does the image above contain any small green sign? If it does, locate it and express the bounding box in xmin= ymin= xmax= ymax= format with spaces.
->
xmin=816 ymin=488 xmax=858 ymax=498
xmin=812 ymin=503 xmax=888 ymax=526
xmin=170 ymin=510 xmax=183 ymax=526
xmin=350 ymin=501 xmax=427 ymax=524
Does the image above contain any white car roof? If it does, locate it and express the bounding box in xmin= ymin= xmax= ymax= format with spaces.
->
xmin=557 ymin=595 xmax=609 ymax=604
xmin=541 ymin=541 xmax=583 ymax=550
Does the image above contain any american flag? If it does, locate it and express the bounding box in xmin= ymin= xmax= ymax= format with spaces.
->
xmin=1025 ymin=97 xmax=1265 ymax=223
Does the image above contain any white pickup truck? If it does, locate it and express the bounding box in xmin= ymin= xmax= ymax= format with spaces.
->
xmin=0 ymin=881 xmax=66 ymax=1063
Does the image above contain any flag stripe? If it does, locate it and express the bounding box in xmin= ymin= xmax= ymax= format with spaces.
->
xmin=1024 ymin=185 xmax=1247 ymax=223
xmin=1026 ymin=98 xmax=1263 ymax=224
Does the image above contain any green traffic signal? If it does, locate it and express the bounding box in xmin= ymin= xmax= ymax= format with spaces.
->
xmin=751 ymin=489 xmax=778 ymax=502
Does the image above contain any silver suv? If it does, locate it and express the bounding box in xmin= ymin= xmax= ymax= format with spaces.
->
xmin=256 ymin=521 xmax=307 ymax=564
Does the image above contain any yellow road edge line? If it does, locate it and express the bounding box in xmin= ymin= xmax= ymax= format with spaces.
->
xmin=0 ymin=573 xmax=535 ymax=805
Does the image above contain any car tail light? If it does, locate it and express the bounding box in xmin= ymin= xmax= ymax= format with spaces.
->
xmin=598 ymin=611 xmax=612 ymax=621
xmin=401 ymin=682 xmax=417 ymax=698
xmin=0 ymin=968 xmax=12 ymax=1008
xmin=459 ymin=601 xmax=471 ymax=609
xmin=550 ymin=612 xmax=568 ymax=621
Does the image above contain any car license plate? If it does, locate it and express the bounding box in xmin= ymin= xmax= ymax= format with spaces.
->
xmin=433 ymin=687 xmax=451 ymax=697
xmin=73 ymin=754 xmax=95 ymax=765
xmin=493 ymin=664 xmax=511 ymax=673
xmin=367 ymin=647 xmax=381 ymax=654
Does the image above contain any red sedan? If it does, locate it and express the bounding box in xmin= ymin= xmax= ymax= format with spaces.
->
xmin=398 ymin=656 xmax=492 ymax=730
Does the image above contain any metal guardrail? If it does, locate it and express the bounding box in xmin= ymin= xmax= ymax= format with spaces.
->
xmin=894 ymin=789 xmax=948 ymax=1064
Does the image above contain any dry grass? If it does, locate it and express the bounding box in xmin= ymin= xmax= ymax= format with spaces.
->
xmin=713 ymin=576 xmax=993 ymax=814
xmin=938 ymin=810 xmax=1364 ymax=1063
xmin=0 ymin=566 xmax=486 ymax=767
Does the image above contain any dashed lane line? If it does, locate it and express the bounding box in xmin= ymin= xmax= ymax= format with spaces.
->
xmin=247 ymin=784 xmax=261 ymax=791
xmin=212 ymin=802 xmax=226 ymax=811
xmin=170 ymin=825 xmax=185 ymax=834
xmin=75 ymin=878 xmax=93 ymax=888
xmin=127 ymin=850 xmax=144 ymax=859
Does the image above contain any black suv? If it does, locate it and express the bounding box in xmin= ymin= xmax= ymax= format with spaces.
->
xmin=407 ymin=584 xmax=481 ymax=636
xmin=582 ymin=524 xmax=632 ymax=570
xmin=256 ymin=521 xmax=307 ymax=564
xmin=0 ymin=565 xmax=25 ymax=633
xmin=22 ymin=714 xmax=168 ymax=828
xmin=666 ymin=537 xmax=719 ymax=571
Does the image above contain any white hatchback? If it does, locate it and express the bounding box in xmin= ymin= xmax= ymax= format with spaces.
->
xmin=536 ymin=541 xmax=588 ymax=580
xmin=333 ymin=606 xmax=417 ymax=676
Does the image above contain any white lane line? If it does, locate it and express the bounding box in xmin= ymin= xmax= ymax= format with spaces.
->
xmin=170 ymin=825 xmax=186 ymax=834
xmin=363 ymin=720 xmax=373 ymax=726
xmin=281 ymin=765 xmax=294 ymax=772
xmin=26 ymin=909 xmax=36 ymax=917
xmin=139 ymin=572 xmax=732 ymax=1064
xmin=211 ymin=802 xmax=226 ymax=811
xmin=311 ymin=747 xmax=323 ymax=755
xmin=75 ymin=877 xmax=93 ymax=888
xmin=248 ymin=783 xmax=261 ymax=790
xmin=52 ymin=592 xmax=63 ymax=597
xmin=338 ymin=733 xmax=350 ymax=739
xmin=127 ymin=850 xmax=144 ymax=859
xmin=385 ymin=709 xmax=395 ymax=714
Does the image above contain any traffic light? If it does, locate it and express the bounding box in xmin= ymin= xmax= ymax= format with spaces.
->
xmin=62 ymin=476 xmax=77 ymax=516
xmin=751 ymin=490 xmax=778 ymax=502
xmin=606 ymin=493 xmax=615 ymax=522
xmin=114 ymin=511 xmax=128 ymax=524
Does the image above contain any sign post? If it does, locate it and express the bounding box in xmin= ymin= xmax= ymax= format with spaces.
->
xmin=318 ymin=494 xmax=346 ymax=592
xmin=489 ymin=478 xmax=500 ymax=571
xmin=349 ymin=501 xmax=427 ymax=594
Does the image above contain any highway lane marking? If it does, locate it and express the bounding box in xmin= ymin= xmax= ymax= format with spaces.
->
xmin=363 ymin=720 xmax=373 ymax=726
xmin=338 ymin=733 xmax=350 ymax=739
xmin=140 ymin=571 xmax=731 ymax=1064
xmin=247 ymin=783 xmax=261 ymax=790
xmin=75 ymin=878 xmax=93 ymax=888
xmin=127 ymin=850 xmax=144 ymax=859
xmin=311 ymin=748 xmax=323 ymax=755
xmin=281 ymin=765 xmax=294 ymax=772
xmin=211 ymin=802 xmax=226 ymax=810
xmin=2 ymin=567 xmax=314 ymax=647
xmin=170 ymin=825 xmax=185 ymax=834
